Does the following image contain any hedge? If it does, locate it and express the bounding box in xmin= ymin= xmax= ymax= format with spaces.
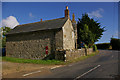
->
xmin=110 ymin=38 xmax=120 ymax=50
xmin=96 ymin=43 xmax=110 ymax=49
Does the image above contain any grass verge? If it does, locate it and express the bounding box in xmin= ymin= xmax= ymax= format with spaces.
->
xmin=64 ymin=51 xmax=99 ymax=64
xmin=2 ymin=57 xmax=63 ymax=65
xmin=2 ymin=51 xmax=99 ymax=65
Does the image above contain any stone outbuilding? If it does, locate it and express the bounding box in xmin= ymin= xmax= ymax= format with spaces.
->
xmin=6 ymin=6 xmax=77 ymax=59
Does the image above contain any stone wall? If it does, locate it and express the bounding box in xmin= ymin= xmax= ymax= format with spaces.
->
xmin=63 ymin=19 xmax=75 ymax=50
xmin=72 ymin=22 xmax=77 ymax=49
xmin=6 ymin=29 xmax=63 ymax=59
xmin=55 ymin=29 xmax=63 ymax=50
xmin=55 ymin=48 xmax=93 ymax=61
xmin=87 ymin=48 xmax=93 ymax=54
xmin=65 ymin=49 xmax=85 ymax=61
xmin=55 ymin=50 xmax=66 ymax=61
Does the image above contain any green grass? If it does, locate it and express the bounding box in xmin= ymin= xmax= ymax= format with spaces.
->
xmin=2 ymin=51 xmax=99 ymax=65
xmin=2 ymin=57 xmax=64 ymax=65
xmin=0 ymin=57 xmax=2 ymax=60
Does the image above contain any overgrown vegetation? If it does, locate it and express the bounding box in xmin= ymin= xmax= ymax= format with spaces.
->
xmin=110 ymin=38 xmax=120 ymax=50
xmin=77 ymin=13 xmax=105 ymax=48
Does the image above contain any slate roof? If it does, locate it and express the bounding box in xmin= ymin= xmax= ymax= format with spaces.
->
xmin=7 ymin=17 xmax=68 ymax=35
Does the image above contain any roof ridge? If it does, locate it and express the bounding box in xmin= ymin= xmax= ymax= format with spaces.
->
xmin=7 ymin=17 xmax=69 ymax=35
xmin=17 ymin=17 xmax=66 ymax=27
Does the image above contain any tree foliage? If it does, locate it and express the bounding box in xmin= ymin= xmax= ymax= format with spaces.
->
xmin=0 ymin=26 xmax=11 ymax=48
xmin=79 ymin=24 xmax=95 ymax=46
xmin=2 ymin=26 xmax=11 ymax=36
xmin=77 ymin=13 xmax=105 ymax=47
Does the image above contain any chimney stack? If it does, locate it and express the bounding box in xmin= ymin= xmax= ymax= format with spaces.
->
xmin=72 ymin=13 xmax=76 ymax=23
xmin=65 ymin=6 xmax=69 ymax=18
xmin=41 ymin=19 xmax=42 ymax=22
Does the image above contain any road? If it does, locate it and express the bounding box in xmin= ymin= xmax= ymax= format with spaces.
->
xmin=31 ymin=50 xmax=119 ymax=79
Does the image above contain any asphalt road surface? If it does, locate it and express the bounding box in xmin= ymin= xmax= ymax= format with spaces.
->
xmin=36 ymin=50 xmax=119 ymax=79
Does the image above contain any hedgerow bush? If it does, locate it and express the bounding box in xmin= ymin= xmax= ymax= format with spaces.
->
xmin=110 ymin=38 xmax=120 ymax=50
xmin=96 ymin=43 xmax=110 ymax=49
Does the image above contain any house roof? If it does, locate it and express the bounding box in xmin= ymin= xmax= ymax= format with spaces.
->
xmin=7 ymin=17 xmax=68 ymax=35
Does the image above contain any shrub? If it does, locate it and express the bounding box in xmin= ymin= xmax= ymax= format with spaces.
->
xmin=93 ymin=44 xmax=97 ymax=51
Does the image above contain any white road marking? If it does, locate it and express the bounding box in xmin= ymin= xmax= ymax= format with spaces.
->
xmin=51 ymin=65 xmax=62 ymax=70
xmin=74 ymin=65 xmax=101 ymax=80
xmin=23 ymin=70 xmax=41 ymax=77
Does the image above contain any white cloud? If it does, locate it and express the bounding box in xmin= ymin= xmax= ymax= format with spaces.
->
xmin=88 ymin=8 xmax=104 ymax=18
xmin=29 ymin=12 xmax=34 ymax=18
xmin=2 ymin=16 xmax=19 ymax=28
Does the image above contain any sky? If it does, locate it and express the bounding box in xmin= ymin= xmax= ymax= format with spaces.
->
xmin=1 ymin=2 xmax=119 ymax=44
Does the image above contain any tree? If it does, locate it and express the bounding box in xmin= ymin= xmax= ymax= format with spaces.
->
xmin=1 ymin=26 xmax=11 ymax=48
xmin=77 ymin=13 xmax=105 ymax=47
xmin=2 ymin=26 xmax=11 ymax=36
xmin=79 ymin=24 xmax=94 ymax=46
